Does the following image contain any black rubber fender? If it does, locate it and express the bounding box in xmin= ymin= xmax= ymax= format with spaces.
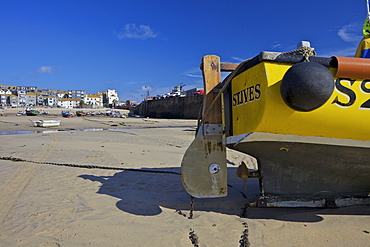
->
xmin=280 ymin=62 xmax=334 ymax=112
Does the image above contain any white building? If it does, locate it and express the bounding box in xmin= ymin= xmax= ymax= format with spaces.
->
xmin=68 ymin=90 xmax=85 ymax=99
xmin=25 ymin=92 xmax=37 ymax=106
xmin=84 ymin=94 xmax=103 ymax=108
xmin=57 ymin=91 xmax=67 ymax=99
xmin=58 ymin=98 xmax=81 ymax=108
xmin=0 ymin=89 xmax=12 ymax=95
xmin=46 ymin=96 xmax=60 ymax=107
xmin=103 ymin=89 xmax=119 ymax=107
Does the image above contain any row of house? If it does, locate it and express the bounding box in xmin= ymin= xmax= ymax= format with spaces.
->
xmin=0 ymin=84 xmax=123 ymax=108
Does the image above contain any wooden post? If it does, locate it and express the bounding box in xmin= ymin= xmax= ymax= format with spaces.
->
xmin=181 ymin=55 xmax=227 ymax=198
xmin=201 ymin=55 xmax=222 ymax=124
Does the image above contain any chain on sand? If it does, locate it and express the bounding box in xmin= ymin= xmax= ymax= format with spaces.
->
xmin=189 ymin=228 xmax=200 ymax=247
xmin=0 ymin=156 xmax=180 ymax=175
xmin=239 ymin=221 xmax=251 ymax=247
xmin=189 ymin=196 xmax=195 ymax=219
xmin=187 ymin=198 xmax=251 ymax=246
xmin=1 ymin=156 xmax=252 ymax=246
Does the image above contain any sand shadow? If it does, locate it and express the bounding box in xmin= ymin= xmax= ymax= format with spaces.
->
xmin=78 ymin=167 xmax=370 ymax=222
xmin=79 ymin=167 xmax=258 ymax=217
xmin=182 ymin=128 xmax=196 ymax=132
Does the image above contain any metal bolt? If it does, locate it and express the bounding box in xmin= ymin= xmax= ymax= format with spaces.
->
xmin=209 ymin=163 xmax=220 ymax=174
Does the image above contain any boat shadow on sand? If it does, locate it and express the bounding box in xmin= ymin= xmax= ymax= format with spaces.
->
xmin=78 ymin=167 xmax=370 ymax=223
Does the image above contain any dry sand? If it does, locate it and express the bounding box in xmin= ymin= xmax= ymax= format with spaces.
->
xmin=0 ymin=108 xmax=369 ymax=246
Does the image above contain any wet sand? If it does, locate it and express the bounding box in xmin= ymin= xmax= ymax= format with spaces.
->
xmin=0 ymin=108 xmax=368 ymax=246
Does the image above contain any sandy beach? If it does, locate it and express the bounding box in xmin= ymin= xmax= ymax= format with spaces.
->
xmin=0 ymin=107 xmax=368 ymax=246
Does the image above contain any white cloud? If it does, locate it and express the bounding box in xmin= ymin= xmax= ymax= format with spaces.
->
xmin=183 ymin=67 xmax=200 ymax=74
xmin=231 ymin=56 xmax=245 ymax=62
xmin=319 ymin=47 xmax=357 ymax=57
xmin=270 ymin=43 xmax=282 ymax=50
xmin=117 ymin=24 xmax=157 ymax=40
xmin=186 ymin=73 xmax=202 ymax=78
xmin=37 ymin=66 xmax=56 ymax=74
xmin=183 ymin=67 xmax=202 ymax=79
xmin=337 ymin=23 xmax=363 ymax=43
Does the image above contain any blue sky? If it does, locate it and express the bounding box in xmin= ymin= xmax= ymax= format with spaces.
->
xmin=0 ymin=0 xmax=367 ymax=102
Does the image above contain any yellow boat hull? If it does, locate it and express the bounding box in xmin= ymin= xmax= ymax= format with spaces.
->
xmin=223 ymin=52 xmax=370 ymax=203
xmin=230 ymin=56 xmax=370 ymax=141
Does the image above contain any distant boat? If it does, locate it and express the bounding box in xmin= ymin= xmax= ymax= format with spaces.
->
xmin=32 ymin=120 xmax=61 ymax=127
xmin=25 ymin=109 xmax=40 ymax=116
xmin=62 ymin=111 xmax=74 ymax=118
xmin=76 ymin=111 xmax=87 ymax=116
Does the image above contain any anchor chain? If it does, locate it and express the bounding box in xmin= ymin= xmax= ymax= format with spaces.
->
xmin=0 ymin=156 xmax=252 ymax=246
xmin=187 ymin=221 xmax=251 ymax=247
xmin=239 ymin=222 xmax=251 ymax=247
xmin=189 ymin=228 xmax=200 ymax=247
xmin=0 ymin=156 xmax=180 ymax=175
xmin=187 ymin=194 xmax=251 ymax=246
xmin=189 ymin=196 xmax=195 ymax=219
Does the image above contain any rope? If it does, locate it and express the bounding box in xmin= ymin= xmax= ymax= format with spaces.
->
xmin=282 ymin=46 xmax=316 ymax=62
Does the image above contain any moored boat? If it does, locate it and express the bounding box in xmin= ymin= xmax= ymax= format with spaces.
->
xmin=181 ymin=43 xmax=370 ymax=207
xmin=62 ymin=111 xmax=74 ymax=118
xmin=26 ymin=109 xmax=40 ymax=116
xmin=76 ymin=111 xmax=88 ymax=116
xmin=32 ymin=120 xmax=61 ymax=127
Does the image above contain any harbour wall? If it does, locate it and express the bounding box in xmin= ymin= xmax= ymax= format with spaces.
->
xmin=132 ymin=95 xmax=203 ymax=119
